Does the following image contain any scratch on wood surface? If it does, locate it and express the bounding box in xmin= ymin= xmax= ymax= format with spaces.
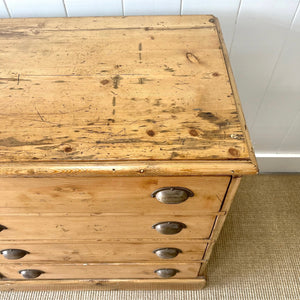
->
xmin=216 ymin=194 xmax=222 ymax=203
xmin=138 ymin=42 xmax=142 ymax=63
xmin=170 ymin=151 xmax=180 ymax=159
xmin=112 ymin=97 xmax=116 ymax=116
xmin=35 ymin=105 xmax=45 ymax=122
xmin=56 ymin=224 xmax=69 ymax=232
xmin=164 ymin=65 xmax=174 ymax=72
xmin=0 ymin=77 xmax=31 ymax=82
xmin=197 ymin=111 xmax=219 ymax=123
xmin=112 ymin=75 xmax=122 ymax=89
xmin=0 ymin=137 xmax=52 ymax=147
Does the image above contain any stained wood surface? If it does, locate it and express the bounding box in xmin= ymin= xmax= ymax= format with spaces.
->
xmin=0 ymin=161 xmax=258 ymax=176
xmin=0 ymin=176 xmax=229 ymax=214
xmin=0 ymin=278 xmax=207 ymax=291
xmin=0 ymin=215 xmax=216 ymax=240
xmin=0 ymin=241 xmax=207 ymax=263
xmin=0 ymin=262 xmax=201 ymax=279
xmin=0 ymin=15 xmax=256 ymax=170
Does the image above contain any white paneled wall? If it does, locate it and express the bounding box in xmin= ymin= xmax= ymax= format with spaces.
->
xmin=230 ymin=0 xmax=299 ymax=128
xmin=1 ymin=0 xmax=300 ymax=172
xmin=0 ymin=0 xmax=8 ymax=17
xmin=5 ymin=0 xmax=66 ymax=17
xmin=64 ymin=0 xmax=123 ymax=17
xmin=277 ymin=7 xmax=300 ymax=154
xmin=124 ymin=0 xmax=181 ymax=16
xmin=182 ymin=0 xmax=241 ymax=53
xmin=252 ymin=5 xmax=300 ymax=153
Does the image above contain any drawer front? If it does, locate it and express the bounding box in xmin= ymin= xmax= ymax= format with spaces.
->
xmin=0 ymin=242 xmax=207 ymax=263
xmin=0 ymin=263 xmax=201 ymax=279
xmin=0 ymin=177 xmax=230 ymax=214
xmin=0 ymin=215 xmax=216 ymax=240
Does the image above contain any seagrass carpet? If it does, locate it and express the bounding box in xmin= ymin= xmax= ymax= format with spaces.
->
xmin=1 ymin=174 xmax=299 ymax=300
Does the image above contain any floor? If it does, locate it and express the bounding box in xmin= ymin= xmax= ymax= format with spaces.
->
xmin=1 ymin=175 xmax=299 ymax=299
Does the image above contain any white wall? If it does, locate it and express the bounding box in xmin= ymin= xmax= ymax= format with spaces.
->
xmin=1 ymin=0 xmax=300 ymax=172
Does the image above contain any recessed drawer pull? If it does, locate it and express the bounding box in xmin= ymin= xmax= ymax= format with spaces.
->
xmin=152 ymin=221 xmax=186 ymax=235
xmin=151 ymin=187 xmax=194 ymax=204
xmin=153 ymin=247 xmax=182 ymax=259
xmin=19 ymin=269 xmax=44 ymax=279
xmin=1 ymin=249 xmax=29 ymax=260
xmin=154 ymin=268 xmax=179 ymax=278
xmin=0 ymin=225 xmax=7 ymax=232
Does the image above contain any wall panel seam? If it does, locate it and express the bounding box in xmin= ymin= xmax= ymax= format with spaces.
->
xmin=228 ymin=0 xmax=242 ymax=55
xmin=249 ymin=0 xmax=300 ymax=130
xmin=274 ymin=2 xmax=300 ymax=152
xmin=3 ymin=0 xmax=11 ymax=18
xmin=180 ymin=0 xmax=183 ymax=16
xmin=121 ymin=0 xmax=125 ymax=17
xmin=276 ymin=110 xmax=300 ymax=152
xmin=62 ymin=0 xmax=68 ymax=17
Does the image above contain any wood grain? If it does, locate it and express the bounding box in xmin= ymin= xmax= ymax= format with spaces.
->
xmin=0 ymin=277 xmax=206 ymax=291
xmin=0 ymin=262 xmax=201 ymax=279
xmin=0 ymin=215 xmax=216 ymax=240
xmin=0 ymin=161 xmax=258 ymax=177
xmin=0 ymin=241 xmax=208 ymax=263
xmin=0 ymin=16 xmax=257 ymax=289
xmin=0 ymin=176 xmax=230 ymax=214
xmin=0 ymin=15 xmax=254 ymax=165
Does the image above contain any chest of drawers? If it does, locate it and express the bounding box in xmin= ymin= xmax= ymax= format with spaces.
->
xmin=0 ymin=15 xmax=257 ymax=290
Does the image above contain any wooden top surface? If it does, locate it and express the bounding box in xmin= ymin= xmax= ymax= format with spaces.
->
xmin=0 ymin=15 xmax=257 ymax=174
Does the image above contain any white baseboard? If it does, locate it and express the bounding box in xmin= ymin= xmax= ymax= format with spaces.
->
xmin=256 ymin=153 xmax=300 ymax=173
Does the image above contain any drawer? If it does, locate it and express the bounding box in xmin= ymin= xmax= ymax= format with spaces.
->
xmin=0 ymin=262 xmax=201 ymax=279
xmin=0 ymin=242 xmax=207 ymax=263
xmin=0 ymin=177 xmax=230 ymax=214
xmin=0 ymin=215 xmax=216 ymax=240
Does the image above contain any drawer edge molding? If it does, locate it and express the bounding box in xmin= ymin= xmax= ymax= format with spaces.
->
xmin=0 ymin=161 xmax=258 ymax=177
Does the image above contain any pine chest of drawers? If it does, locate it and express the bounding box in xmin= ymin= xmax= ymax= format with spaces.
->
xmin=0 ymin=15 xmax=257 ymax=290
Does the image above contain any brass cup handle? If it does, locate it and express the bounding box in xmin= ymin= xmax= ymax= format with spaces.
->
xmin=19 ymin=269 xmax=44 ymax=279
xmin=152 ymin=221 xmax=186 ymax=235
xmin=1 ymin=249 xmax=29 ymax=260
xmin=151 ymin=187 xmax=194 ymax=204
xmin=155 ymin=268 xmax=179 ymax=278
xmin=153 ymin=247 xmax=182 ymax=259
xmin=0 ymin=225 xmax=7 ymax=232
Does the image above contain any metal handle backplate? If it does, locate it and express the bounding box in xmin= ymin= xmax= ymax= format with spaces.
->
xmin=1 ymin=249 xmax=29 ymax=260
xmin=0 ymin=225 xmax=7 ymax=232
xmin=151 ymin=187 xmax=194 ymax=204
xmin=152 ymin=221 xmax=186 ymax=235
xmin=19 ymin=269 xmax=44 ymax=279
xmin=155 ymin=268 xmax=179 ymax=278
xmin=153 ymin=247 xmax=182 ymax=259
